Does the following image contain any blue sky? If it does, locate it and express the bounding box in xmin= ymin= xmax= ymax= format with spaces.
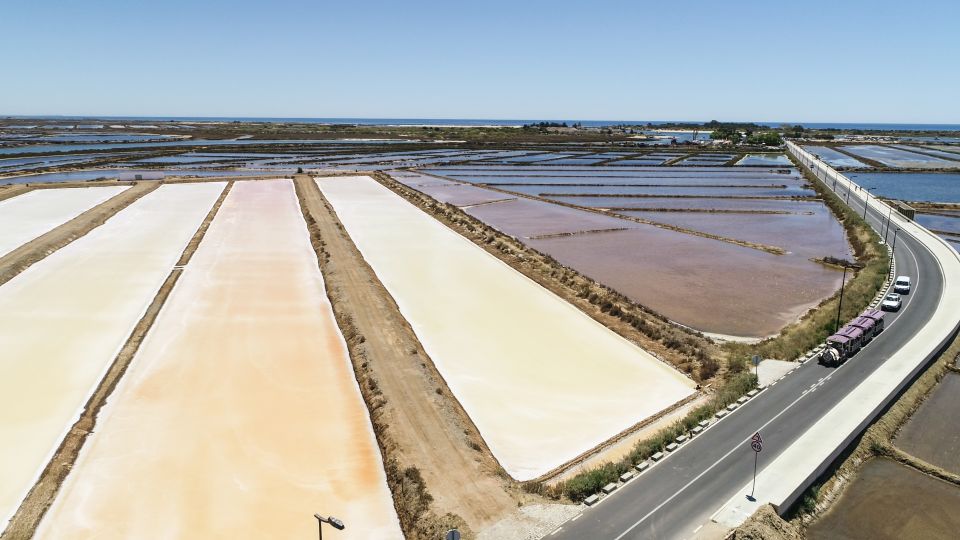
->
xmin=2 ymin=0 xmax=958 ymax=123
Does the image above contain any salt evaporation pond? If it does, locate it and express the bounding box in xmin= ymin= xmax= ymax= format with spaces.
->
xmin=845 ymin=172 xmax=960 ymax=203
xmin=802 ymin=146 xmax=869 ymax=168
xmin=624 ymin=202 xmax=851 ymax=260
xmin=0 ymin=182 xmax=225 ymax=528
xmin=736 ymin=154 xmax=792 ymax=166
xmin=317 ymin=176 xmax=695 ymax=480
xmin=608 ymin=158 xmax=669 ymax=166
xmin=546 ymin=196 xmax=819 ymax=212
xmin=527 ymin=227 xmax=844 ymax=337
xmin=915 ymin=213 xmax=960 ymax=235
xmin=464 ymin=196 xmax=642 ymax=238
xmin=395 ymin=177 xmax=515 ymax=206
xmin=501 ymin=184 xmax=813 ymax=198
xmin=0 ymin=186 xmax=129 ymax=257
xmin=2 ymin=168 xmax=271 ymax=184
xmin=842 ymin=144 xmax=959 ymax=169
xmin=36 ymin=180 xmax=401 ymax=539
xmin=892 ymin=144 xmax=960 ymax=162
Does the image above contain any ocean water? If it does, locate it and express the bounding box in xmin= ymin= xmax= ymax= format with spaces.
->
xmin=10 ymin=116 xmax=960 ymax=131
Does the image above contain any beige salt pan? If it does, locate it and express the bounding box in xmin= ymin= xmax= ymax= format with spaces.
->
xmin=317 ymin=176 xmax=696 ymax=480
xmin=0 ymin=186 xmax=129 ymax=257
xmin=0 ymin=182 xmax=226 ymax=528
xmin=36 ymin=180 xmax=401 ymax=539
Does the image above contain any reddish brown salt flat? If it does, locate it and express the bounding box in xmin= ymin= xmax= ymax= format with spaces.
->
xmin=527 ymin=228 xmax=843 ymax=337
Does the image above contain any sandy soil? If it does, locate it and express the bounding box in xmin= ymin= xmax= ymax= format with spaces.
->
xmin=317 ymin=176 xmax=696 ymax=481
xmin=0 ymin=182 xmax=157 ymax=288
xmin=35 ymin=180 xmax=401 ymax=539
xmin=756 ymin=360 xmax=796 ymax=387
xmin=0 ymin=186 xmax=129 ymax=257
xmin=295 ymin=175 xmax=516 ymax=534
xmin=0 ymin=184 xmax=33 ymax=203
xmin=0 ymin=183 xmax=225 ymax=530
xmin=807 ymin=458 xmax=960 ymax=539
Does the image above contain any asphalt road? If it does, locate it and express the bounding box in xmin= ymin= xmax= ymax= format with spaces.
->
xmin=549 ymin=177 xmax=944 ymax=540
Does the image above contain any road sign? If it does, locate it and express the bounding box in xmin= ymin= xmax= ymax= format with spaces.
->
xmin=445 ymin=529 xmax=461 ymax=540
xmin=751 ymin=440 xmax=762 ymax=452
xmin=751 ymin=354 xmax=761 ymax=366
xmin=751 ymin=431 xmax=762 ymax=444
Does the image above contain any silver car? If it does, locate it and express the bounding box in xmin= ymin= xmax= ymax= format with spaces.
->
xmin=881 ymin=293 xmax=902 ymax=311
xmin=894 ymin=276 xmax=911 ymax=294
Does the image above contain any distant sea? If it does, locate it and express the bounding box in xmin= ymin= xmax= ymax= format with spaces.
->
xmin=8 ymin=116 xmax=960 ymax=131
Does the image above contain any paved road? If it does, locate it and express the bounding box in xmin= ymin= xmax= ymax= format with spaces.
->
xmin=549 ymin=177 xmax=944 ymax=540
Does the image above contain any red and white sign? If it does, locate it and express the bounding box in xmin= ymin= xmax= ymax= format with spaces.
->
xmin=751 ymin=431 xmax=763 ymax=452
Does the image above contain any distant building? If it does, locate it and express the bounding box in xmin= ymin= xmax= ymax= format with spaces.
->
xmin=117 ymin=171 xmax=165 ymax=181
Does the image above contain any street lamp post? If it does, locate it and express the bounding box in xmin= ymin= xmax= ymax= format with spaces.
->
xmin=314 ymin=514 xmax=345 ymax=540
xmin=882 ymin=206 xmax=893 ymax=243
xmin=863 ymin=187 xmax=876 ymax=220
xmin=835 ymin=265 xmax=848 ymax=333
xmin=892 ymin=228 xmax=900 ymax=256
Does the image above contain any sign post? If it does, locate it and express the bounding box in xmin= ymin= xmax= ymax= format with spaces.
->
xmin=751 ymin=355 xmax=761 ymax=380
xmin=749 ymin=431 xmax=763 ymax=499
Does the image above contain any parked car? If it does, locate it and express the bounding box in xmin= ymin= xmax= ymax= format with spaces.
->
xmin=894 ymin=276 xmax=912 ymax=294
xmin=881 ymin=293 xmax=902 ymax=311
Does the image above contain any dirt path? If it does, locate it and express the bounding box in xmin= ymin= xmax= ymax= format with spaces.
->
xmin=0 ymin=184 xmax=33 ymax=203
xmin=0 ymin=182 xmax=159 ymax=287
xmin=293 ymin=175 xmax=518 ymax=538
xmin=0 ymin=182 xmax=233 ymax=540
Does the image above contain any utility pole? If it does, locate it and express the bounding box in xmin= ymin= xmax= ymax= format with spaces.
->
xmin=835 ymin=265 xmax=848 ymax=333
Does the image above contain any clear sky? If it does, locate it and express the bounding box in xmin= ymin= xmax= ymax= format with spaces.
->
xmin=3 ymin=0 xmax=958 ymax=123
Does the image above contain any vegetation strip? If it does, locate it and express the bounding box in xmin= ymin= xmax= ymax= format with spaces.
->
xmin=527 ymin=228 xmax=630 ymax=240
xmin=0 ymin=181 xmax=233 ymax=540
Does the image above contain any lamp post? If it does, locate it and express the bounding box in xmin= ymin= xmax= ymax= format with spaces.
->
xmin=835 ymin=264 xmax=848 ymax=333
xmin=882 ymin=206 xmax=893 ymax=243
xmin=892 ymin=228 xmax=900 ymax=257
xmin=863 ymin=187 xmax=876 ymax=220
xmin=314 ymin=514 xmax=345 ymax=540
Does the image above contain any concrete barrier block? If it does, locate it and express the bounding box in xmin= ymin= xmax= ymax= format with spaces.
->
xmin=691 ymin=426 xmax=704 ymax=435
xmin=737 ymin=396 xmax=749 ymax=404
xmin=636 ymin=461 xmax=651 ymax=473
xmin=666 ymin=442 xmax=679 ymax=452
xmin=602 ymin=483 xmax=618 ymax=494
xmin=676 ymin=434 xmax=689 ymax=444
xmin=584 ymin=494 xmax=600 ymax=506
xmin=727 ymin=403 xmax=739 ymax=411
xmin=715 ymin=410 xmax=728 ymax=419
xmin=620 ymin=471 xmax=636 ymax=482
xmin=651 ymin=451 xmax=665 ymax=461
xmin=698 ymin=419 xmax=711 ymax=428
xmin=747 ymin=389 xmax=759 ymax=397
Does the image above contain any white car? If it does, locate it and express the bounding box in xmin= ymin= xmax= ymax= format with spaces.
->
xmin=894 ymin=276 xmax=912 ymax=294
xmin=881 ymin=293 xmax=902 ymax=311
